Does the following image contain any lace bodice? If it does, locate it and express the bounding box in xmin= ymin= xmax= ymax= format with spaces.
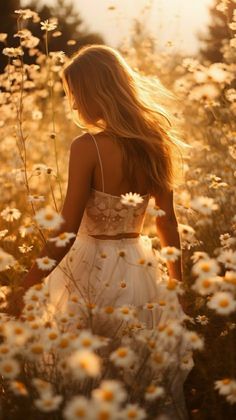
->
xmin=79 ymin=188 xmax=150 ymax=236
xmin=78 ymin=132 xmax=151 ymax=236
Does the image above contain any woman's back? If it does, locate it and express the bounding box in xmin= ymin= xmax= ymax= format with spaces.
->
xmin=78 ymin=132 xmax=151 ymax=239
xmin=90 ymin=131 xmax=150 ymax=197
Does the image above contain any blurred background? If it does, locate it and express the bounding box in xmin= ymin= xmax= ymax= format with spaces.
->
xmin=1 ymin=0 xmax=235 ymax=73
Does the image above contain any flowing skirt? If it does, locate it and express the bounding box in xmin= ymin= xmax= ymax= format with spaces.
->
xmin=43 ymin=233 xmax=194 ymax=419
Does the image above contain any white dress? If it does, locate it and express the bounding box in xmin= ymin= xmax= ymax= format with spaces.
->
xmin=44 ymin=133 xmax=194 ymax=419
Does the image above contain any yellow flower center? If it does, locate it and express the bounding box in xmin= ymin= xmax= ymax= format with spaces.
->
xmin=117 ymin=348 xmax=128 ymax=358
xmin=219 ymin=299 xmax=229 ymax=308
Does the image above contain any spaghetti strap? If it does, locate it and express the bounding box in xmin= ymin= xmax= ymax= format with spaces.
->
xmin=88 ymin=132 xmax=105 ymax=193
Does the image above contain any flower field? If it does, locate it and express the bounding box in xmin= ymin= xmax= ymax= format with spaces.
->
xmin=0 ymin=3 xmax=236 ymax=419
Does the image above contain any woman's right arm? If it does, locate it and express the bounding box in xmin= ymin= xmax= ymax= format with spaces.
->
xmin=153 ymin=189 xmax=183 ymax=282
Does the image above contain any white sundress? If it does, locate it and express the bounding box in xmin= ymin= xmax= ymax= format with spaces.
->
xmin=43 ymin=132 xmax=194 ymax=419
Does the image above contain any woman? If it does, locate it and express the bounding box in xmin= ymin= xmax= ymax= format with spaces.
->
xmin=9 ymin=45 xmax=193 ymax=418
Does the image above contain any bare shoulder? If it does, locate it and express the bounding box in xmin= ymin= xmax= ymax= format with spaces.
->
xmin=70 ymin=133 xmax=97 ymax=163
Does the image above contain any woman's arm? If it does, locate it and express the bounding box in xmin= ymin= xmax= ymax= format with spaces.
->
xmin=23 ymin=134 xmax=97 ymax=290
xmin=154 ymin=189 xmax=183 ymax=282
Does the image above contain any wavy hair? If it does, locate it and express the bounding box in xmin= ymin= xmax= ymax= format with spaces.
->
xmin=62 ymin=44 xmax=189 ymax=194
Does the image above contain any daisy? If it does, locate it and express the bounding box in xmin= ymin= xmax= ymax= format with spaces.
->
xmin=143 ymin=302 xmax=159 ymax=311
xmin=217 ymin=250 xmax=236 ymax=270
xmin=147 ymin=205 xmax=166 ymax=217
xmin=207 ymin=291 xmax=236 ymax=315
xmin=34 ymin=206 xmax=64 ymax=230
xmin=110 ymin=346 xmax=136 ymax=368
xmin=9 ymin=380 xmax=28 ymax=396
xmin=27 ymin=194 xmax=45 ymax=203
xmin=36 ymin=256 xmax=57 ymax=271
xmin=226 ymin=381 xmax=236 ymax=404
xmin=48 ymin=232 xmax=76 ymax=247
xmin=120 ymin=403 xmax=146 ymax=420
xmin=34 ymin=394 xmax=63 ymax=412
xmin=192 ymin=258 xmax=220 ymax=278
xmin=214 ymin=378 xmax=234 ymax=396
xmin=178 ymin=223 xmax=196 ymax=241
xmin=115 ymin=305 xmax=137 ymax=322
xmin=63 ymin=396 xmax=91 ymax=420
xmin=160 ymin=246 xmax=181 ymax=262
xmin=0 ymin=358 xmax=20 ymax=379
xmin=0 ymin=343 xmax=16 ymax=358
xmin=0 ymin=248 xmax=16 ymax=271
xmin=40 ymin=19 xmax=57 ymax=31
xmin=144 ymin=384 xmax=165 ymax=401
xmin=4 ymin=321 xmax=31 ymax=346
xmin=92 ymin=380 xmax=127 ymax=405
xmin=191 ymin=276 xmax=219 ymax=295
xmin=68 ymin=349 xmax=101 ymax=379
xmin=2 ymin=47 xmax=24 ymax=57
xmin=223 ymin=271 xmax=236 ymax=287
xmin=18 ymin=244 xmax=33 ymax=253
xmin=0 ymin=207 xmax=21 ymax=222
xmin=32 ymin=378 xmax=53 ymax=395
xmin=195 ymin=315 xmax=209 ymax=325
xmin=73 ymin=330 xmax=102 ymax=351
xmin=120 ymin=192 xmax=144 ymax=206
xmin=184 ymin=331 xmax=204 ymax=350
xmin=190 ymin=196 xmax=218 ymax=215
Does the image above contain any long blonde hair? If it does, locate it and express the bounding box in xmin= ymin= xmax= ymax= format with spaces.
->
xmin=62 ymin=44 xmax=189 ymax=194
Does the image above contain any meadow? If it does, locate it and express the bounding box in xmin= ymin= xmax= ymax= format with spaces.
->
xmin=0 ymin=4 xmax=236 ymax=420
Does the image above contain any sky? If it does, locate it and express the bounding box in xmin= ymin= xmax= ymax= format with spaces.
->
xmin=22 ymin=0 xmax=215 ymax=55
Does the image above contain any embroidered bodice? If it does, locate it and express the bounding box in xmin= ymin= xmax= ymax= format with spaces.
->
xmin=79 ymin=188 xmax=150 ymax=236
xmin=78 ymin=132 xmax=151 ymax=236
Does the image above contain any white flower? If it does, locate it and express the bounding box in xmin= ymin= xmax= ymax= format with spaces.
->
xmin=8 ymin=380 xmax=28 ymax=396
xmin=34 ymin=394 xmax=63 ymax=412
xmin=1 ymin=207 xmax=21 ymax=222
xmin=191 ymin=276 xmax=220 ymax=295
xmin=160 ymin=246 xmax=181 ymax=262
xmin=110 ymin=346 xmax=136 ymax=368
xmin=32 ymin=110 xmax=43 ymax=120
xmin=68 ymin=349 xmax=101 ymax=379
xmin=214 ymin=378 xmax=235 ymax=396
xmin=2 ymin=47 xmax=24 ymax=57
xmin=14 ymin=9 xmax=40 ymax=22
xmin=188 ymin=84 xmax=220 ymax=101
xmin=0 ymin=358 xmax=20 ymax=379
xmin=92 ymin=380 xmax=127 ymax=405
xmin=223 ymin=271 xmax=236 ymax=288
xmin=3 ymin=321 xmax=31 ymax=346
xmin=63 ymin=396 xmax=91 ymax=420
xmin=192 ymin=258 xmax=220 ymax=279
xmin=190 ymin=196 xmax=219 ymax=215
xmin=73 ymin=330 xmax=102 ymax=351
xmin=40 ymin=19 xmax=57 ymax=31
xmin=120 ymin=403 xmax=146 ymax=420
xmin=48 ymin=232 xmax=76 ymax=247
xmin=27 ymin=194 xmax=45 ymax=203
xmin=147 ymin=205 xmax=166 ymax=217
xmin=36 ymin=256 xmax=57 ymax=271
xmin=217 ymin=250 xmax=236 ymax=270
xmin=32 ymin=378 xmax=53 ymax=395
xmin=120 ymin=192 xmax=144 ymax=206
xmin=184 ymin=331 xmax=204 ymax=350
xmin=0 ymin=248 xmax=16 ymax=271
xmin=207 ymin=292 xmax=236 ymax=315
xmin=195 ymin=315 xmax=209 ymax=325
xmin=34 ymin=206 xmax=64 ymax=229
xmin=144 ymin=384 xmax=165 ymax=401
xmin=115 ymin=305 xmax=137 ymax=322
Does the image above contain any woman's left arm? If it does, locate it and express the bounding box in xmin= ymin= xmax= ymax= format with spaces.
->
xmin=21 ymin=134 xmax=97 ymax=290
